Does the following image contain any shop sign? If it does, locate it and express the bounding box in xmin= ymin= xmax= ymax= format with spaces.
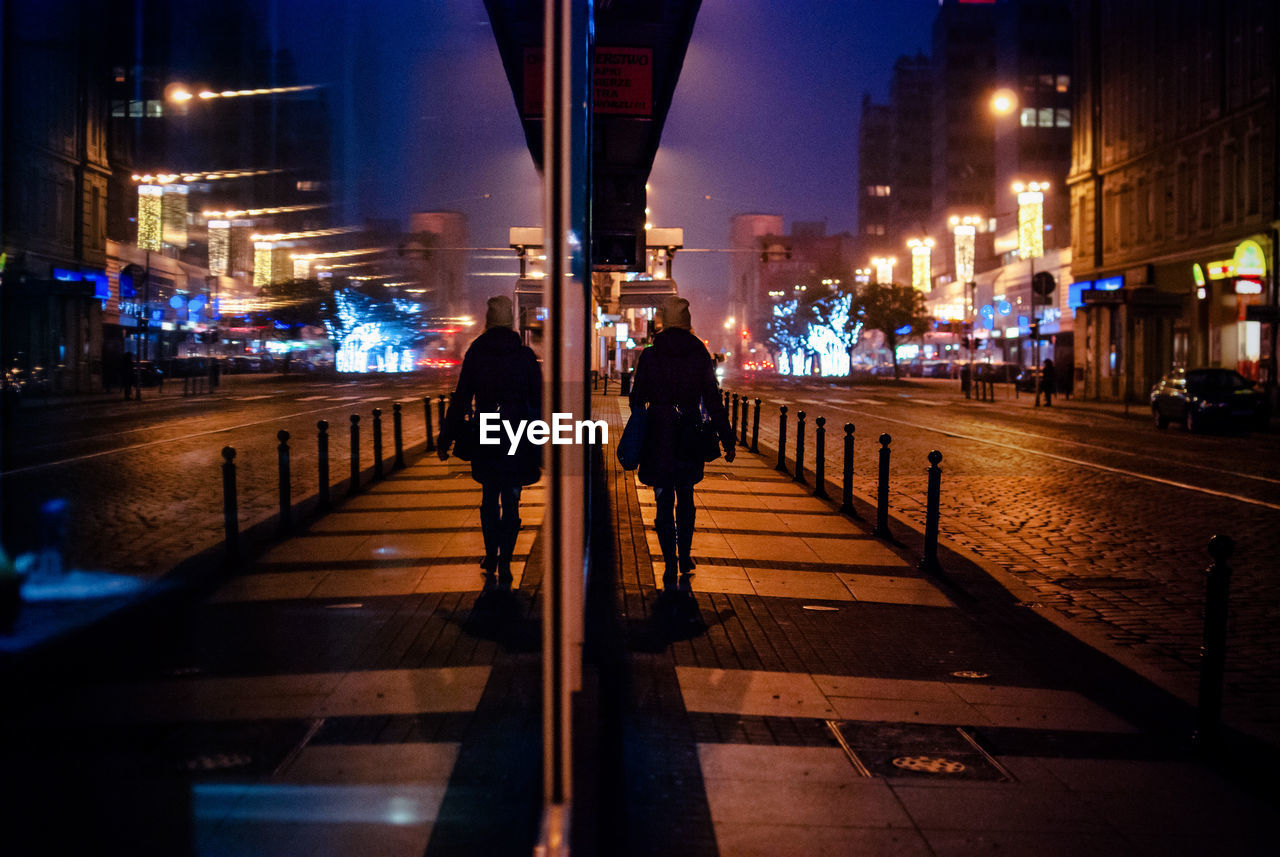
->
xmin=1233 ymin=240 xmax=1267 ymax=277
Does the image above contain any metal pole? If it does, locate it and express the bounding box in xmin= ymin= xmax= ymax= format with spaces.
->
xmin=723 ymin=389 xmax=730 ymax=413
xmin=731 ymin=392 xmax=739 ymax=436
xmin=372 ymin=407 xmax=384 ymax=480
xmin=751 ymin=397 xmax=761 ymax=453
xmin=317 ymin=420 xmax=330 ymax=510
xmin=775 ymin=405 xmax=789 ymax=473
xmin=739 ymin=396 xmax=748 ymax=446
xmin=277 ymin=429 xmax=291 ymax=535
xmin=424 ymin=396 xmax=435 ymax=453
xmin=793 ymin=410 xmax=807 ymax=485
xmin=841 ymin=422 xmax=858 ymax=517
xmin=813 ymin=416 xmax=828 ymax=499
xmin=873 ymin=433 xmax=892 ymax=539
xmin=393 ymin=402 xmax=405 ymax=469
xmin=920 ymin=450 xmax=942 ymax=573
xmin=437 ymin=394 xmax=447 ymax=430
xmin=1194 ymin=534 xmax=1235 ymax=749
xmin=349 ymin=414 xmax=361 ymax=496
xmin=221 ymin=446 xmax=239 ymax=564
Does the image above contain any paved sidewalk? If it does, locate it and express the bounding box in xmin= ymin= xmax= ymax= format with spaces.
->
xmin=3 ymin=394 xmax=1277 ymax=855
xmin=595 ymin=391 xmax=1277 ymax=856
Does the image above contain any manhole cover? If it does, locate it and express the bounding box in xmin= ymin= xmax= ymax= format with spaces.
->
xmin=892 ymin=755 xmax=966 ymax=774
xmin=950 ymin=670 xmax=989 ymax=679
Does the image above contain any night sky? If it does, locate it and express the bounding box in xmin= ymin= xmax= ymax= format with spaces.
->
xmin=281 ymin=0 xmax=939 ymax=314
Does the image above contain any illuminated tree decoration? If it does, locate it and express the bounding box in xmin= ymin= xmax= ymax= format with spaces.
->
xmin=949 ymin=215 xmax=980 ymax=284
xmin=208 ymin=220 xmax=230 ymax=275
xmin=293 ymin=257 xmax=311 ymax=280
xmin=907 ymin=238 xmax=934 ymax=293
xmin=323 ymin=289 xmax=427 ymax=374
xmin=137 ymin=185 xmax=163 ymax=250
xmin=1014 ymin=181 xmax=1048 ymax=260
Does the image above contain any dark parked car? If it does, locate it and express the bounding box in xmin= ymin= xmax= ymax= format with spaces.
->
xmin=1150 ymin=368 xmax=1269 ymax=432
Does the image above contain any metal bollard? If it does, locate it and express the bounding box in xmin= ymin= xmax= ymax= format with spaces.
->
xmin=424 ymin=396 xmax=435 ymax=453
xmin=372 ymin=407 xmax=384 ymax=479
xmin=277 ymin=429 xmax=292 ymax=535
xmin=723 ymin=389 xmax=731 ymax=413
xmin=793 ymin=410 xmax=808 ymax=485
xmin=731 ymin=393 xmax=739 ymax=436
xmin=221 ymin=446 xmax=239 ymax=563
xmin=920 ymin=450 xmax=942 ymax=573
xmin=349 ymin=414 xmax=361 ymax=496
xmin=437 ymin=394 xmax=447 ymax=429
xmin=317 ymin=420 xmax=330 ymax=510
xmin=393 ymin=403 xmax=405 ymax=469
xmin=873 ymin=433 xmax=892 ymax=539
xmin=1194 ymin=535 xmax=1235 ymax=749
xmin=813 ymin=416 xmax=828 ymax=499
xmin=603 ymin=374 xmax=609 ymax=396
xmin=775 ymin=405 xmax=789 ymax=473
xmin=739 ymin=396 xmax=748 ymax=446
xmin=751 ymin=398 xmax=761 ymax=453
xmin=841 ymin=423 xmax=858 ymax=517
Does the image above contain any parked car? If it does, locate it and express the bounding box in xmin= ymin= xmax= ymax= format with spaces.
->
xmin=1150 ymin=368 xmax=1270 ymax=432
xmin=922 ymin=360 xmax=954 ymax=378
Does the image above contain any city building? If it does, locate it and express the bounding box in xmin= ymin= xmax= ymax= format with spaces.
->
xmin=1068 ymin=0 xmax=1277 ymax=401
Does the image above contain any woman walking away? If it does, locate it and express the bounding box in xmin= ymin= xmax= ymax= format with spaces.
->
xmin=438 ymin=296 xmax=542 ymax=588
xmin=629 ymin=296 xmax=735 ymax=591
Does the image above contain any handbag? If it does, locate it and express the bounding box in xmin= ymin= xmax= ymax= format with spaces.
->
xmin=617 ymin=405 xmax=647 ymax=471
xmin=451 ymin=411 xmax=480 ymax=461
xmin=676 ymin=403 xmax=721 ymax=464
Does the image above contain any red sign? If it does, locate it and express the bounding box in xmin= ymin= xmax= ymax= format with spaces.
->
xmin=522 ymin=47 xmax=653 ymax=118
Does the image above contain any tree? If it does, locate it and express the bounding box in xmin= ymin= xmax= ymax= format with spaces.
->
xmin=764 ymin=299 xmax=809 ymax=375
xmin=855 ymin=283 xmax=932 ymax=379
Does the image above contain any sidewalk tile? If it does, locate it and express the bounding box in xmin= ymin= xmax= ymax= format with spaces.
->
xmin=803 ymin=537 xmax=909 ymax=567
xmin=745 ymin=569 xmax=855 ymax=602
xmin=894 ymin=784 xmax=1105 ymax=832
xmin=704 ymin=776 xmax=915 ymax=828
xmin=677 ymin=667 xmax=837 ymax=718
xmin=318 ymin=666 xmax=491 ymax=717
xmin=713 ymin=824 xmax=932 ymax=856
xmin=278 ymin=743 xmax=459 ymax=784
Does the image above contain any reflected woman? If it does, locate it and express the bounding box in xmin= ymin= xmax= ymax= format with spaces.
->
xmin=438 ymin=296 xmax=542 ymax=587
xmin=629 ymin=297 xmax=735 ymax=591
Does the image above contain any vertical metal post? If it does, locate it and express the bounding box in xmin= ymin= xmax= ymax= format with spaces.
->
xmin=739 ymin=396 xmax=748 ymax=446
xmin=349 ymin=414 xmax=361 ymax=496
xmin=317 ymin=420 xmax=330 ymax=510
xmin=775 ymin=405 xmax=789 ymax=473
xmin=751 ymin=398 xmax=761 ymax=453
xmin=920 ymin=450 xmax=942 ymax=573
xmin=793 ymin=410 xmax=807 ymax=485
xmin=731 ymin=393 xmax=739 ymax=436
xmin=437 ymin=394 xmax=447 ymax=429
xmin=372 ymin=407 xmax=384 ymax=479
xmin=1194 ymin=534 xmax=1235 ymax=749
xmin=393 ymin=402 xmax=405 ymax=469
xmin=873 ymin=433 xmax=892 ymax=539
xmin=221 ymin=446 xmax=239 ymax=564
xmin=841 ymin=423 xmax=858 ymax=517
xmin=723 ymin=389 xmax=730 ymax=413
xmin=424 ymin=396 xmax=435 ymax=453
xmin=277 ymin=430 xmax=292 ymax=535
xmin=813 ymin=416 xmax=828 ymax=499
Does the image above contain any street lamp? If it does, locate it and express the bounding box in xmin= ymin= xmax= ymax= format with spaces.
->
xmin=871 ymin=257 xmax=895 ymax=285
xmin=989 ymin=88 xmax=1017 ymax=117
xmin=1014 ymin=180 xmax=1049 ymax=403
xmin=907 ymin=238 xmax=934 ymax=293
xmin=949 ymin=215 xmax=982 ymax=380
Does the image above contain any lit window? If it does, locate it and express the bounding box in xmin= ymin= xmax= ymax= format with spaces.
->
xmin=146 ymin=100 xmax=164 ymax=118
xmin=864 ymin=224 xmax=886 ymax=236
xmin=865 ymin=185 xmax=891 ymax=197
xmin=1038 ymin=108 xmax=1054 ymax=127
xmin=1055 ymin=108 xmax=1071 ymax=127
xmin=1056 ymin=74 xmax=1070 ymax=93
xmin=1020 ymin=107 xmax=1037 ymax=127
xmin=128 ymin=101 xmax=144 ymax=118
xmin=1039 ymin=74 xmax=1055 ymax=87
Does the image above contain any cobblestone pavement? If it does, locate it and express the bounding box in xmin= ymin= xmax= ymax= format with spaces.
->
xmin=721 ymin=377 xmax=1280 ymax=746
xmin=0 ymin=373 xmax=456 ymax=581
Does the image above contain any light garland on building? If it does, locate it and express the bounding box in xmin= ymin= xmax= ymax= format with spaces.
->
xmin=1014 ymin=181 xmax=1048 ymax=260
xmin=949 ymin=215 xmax=980 ymax=284
xmin=871 ymin=256 xmax=896 ymax=285
xmin=254 ymin=241 xmax=275 ymax=287
xmin=908 ymin=238 xmax=934 ymax=293
xmin=137 ymin=185 xmax=163 ymax=250
xmin=208 ymin=220 xmax=230 ymax=275
xmin=162 ymin=184 xmax=189 ymax=246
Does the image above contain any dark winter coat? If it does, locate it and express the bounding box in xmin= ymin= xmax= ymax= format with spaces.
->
xmin=628 ymin=327 xmax=734 ymax=488
xmin=440 ymin=326 xmax=543 ymax=487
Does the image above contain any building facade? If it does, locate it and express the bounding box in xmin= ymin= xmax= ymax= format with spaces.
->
xmin=1069 ymin=0 xmax=1277 ymax=401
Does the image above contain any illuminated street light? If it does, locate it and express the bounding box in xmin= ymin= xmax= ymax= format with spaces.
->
xmin=907 ymin=238 xmax=934 ymax=293
xmin=949 ymin=215 xmax=981 ymax=285
xmin=871 ymin=256 xmax=896 ymax=285
xmin=989 ymin=88 xmax=1017 ymax=116
xmin=1013 ymin=181 xmax=1049 ymax=260
xmin=724 ymin=316 xmax=735 ymax=329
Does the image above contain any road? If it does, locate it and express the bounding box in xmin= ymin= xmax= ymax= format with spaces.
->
xmin=0 ymin=373 xmax=455 ymax=582
xmin=724 ymin=373 xmax=1280 ymax=745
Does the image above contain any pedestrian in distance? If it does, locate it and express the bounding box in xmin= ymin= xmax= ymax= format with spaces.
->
xmin=1038 ymin=357 xmax=1056 ymax=407
xmin=120 ymin=351 xmax=135 ymax=400
xmin=629 ymin=296 xmax=735 ymax=592
xmin=438 ymin=295 xmax=542 ymax=589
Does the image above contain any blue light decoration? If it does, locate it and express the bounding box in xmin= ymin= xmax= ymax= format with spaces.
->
xmin=996 ymin=300 xmax=1012 ymax=316
xmin=323 ymin=288 xmax=426 ymax=374
xmin=770 ymin=293 xmax=860 ymax=377
xmin=170 ymin=295 xmax=186 ymax=309
xmin=893 ymin=323 xmax=913 ymax=336
xmin=1096 ymin=275 xmax=1123 ymax=290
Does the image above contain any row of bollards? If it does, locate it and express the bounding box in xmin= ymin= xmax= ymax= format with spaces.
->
xmin=221 ymin=394 xmax=441 ymax=565
xmin=730 ymin=387 xmax=1237 ymax=752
